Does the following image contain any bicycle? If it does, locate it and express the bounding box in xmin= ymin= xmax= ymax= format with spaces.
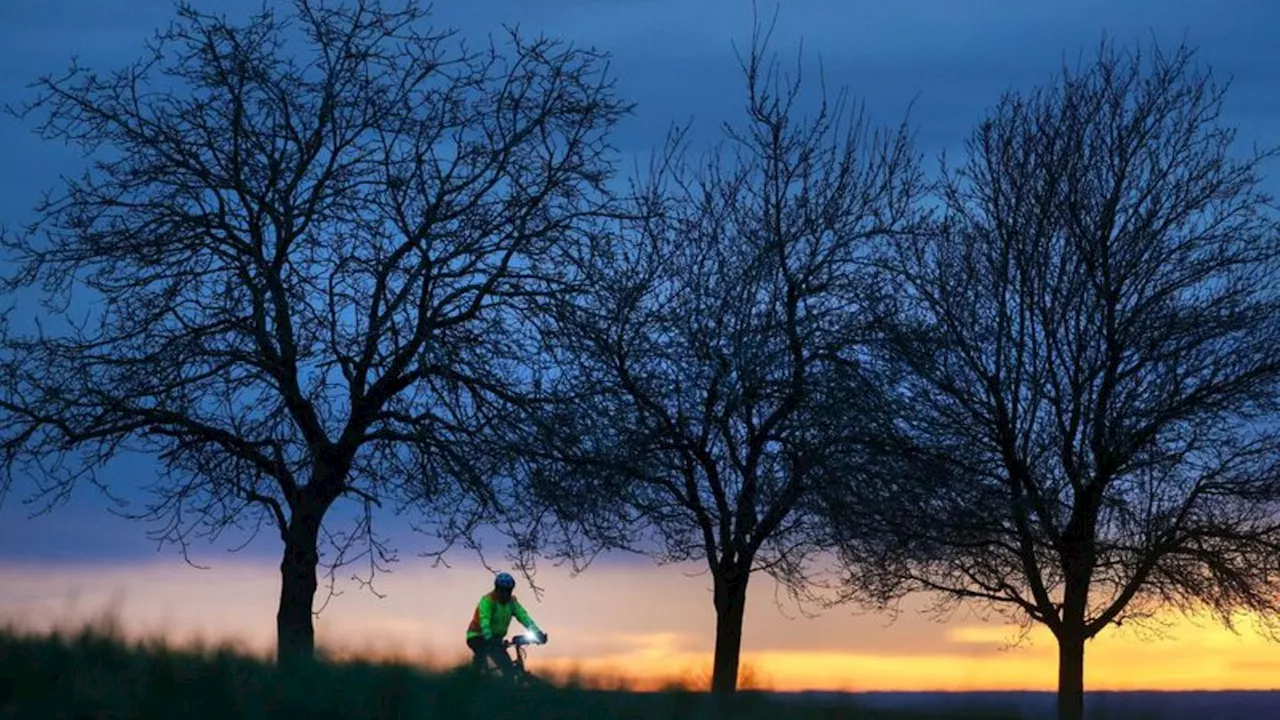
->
xmin=478 ymin=631 xmax=548 ymax=687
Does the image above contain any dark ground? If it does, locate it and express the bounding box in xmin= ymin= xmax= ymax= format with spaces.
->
xmin=2 ymin=624 xmax=1271 ymax=719
xmin=0 ymin=625 xmax=1012 ymax=720
xmin=783 ymin=690 xmax=1280 ymax=720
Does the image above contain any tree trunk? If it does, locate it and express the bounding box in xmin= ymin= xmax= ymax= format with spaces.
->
xmin=1057 ymin=514 xmax=1095 ymax=720
xmin=1056 ymin=629 xmax=1086 ymax=720
xmin=710 ymin=568 xmax=749 ymax=697
xmin=276 ymin=501 xmax=323 ymax=668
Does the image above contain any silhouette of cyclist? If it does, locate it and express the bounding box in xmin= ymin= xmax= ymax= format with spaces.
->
xmin=466 ymin=571 xmax=547 ymax=676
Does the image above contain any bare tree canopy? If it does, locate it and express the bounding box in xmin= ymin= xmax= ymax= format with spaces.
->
xmin=0 ymin=0 xmax=628 ymax=665
xmin=821 ymin=39 xmax=1280 ymax=720
xmin=522 ymin=18 xmax=921 ymax=697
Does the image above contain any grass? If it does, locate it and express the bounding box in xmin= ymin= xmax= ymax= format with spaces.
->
xmin=0 ymin=621 xmax=1021 ymax=720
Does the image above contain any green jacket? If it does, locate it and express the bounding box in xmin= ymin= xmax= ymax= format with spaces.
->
xmin=466 ymin=591 xmax=539 ymax=640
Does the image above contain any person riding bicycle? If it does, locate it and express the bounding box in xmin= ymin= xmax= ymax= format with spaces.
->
xmin=466 ymin=572 xmax=547 ymax=676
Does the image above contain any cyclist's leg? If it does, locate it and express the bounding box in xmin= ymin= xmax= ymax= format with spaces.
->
xmin=467 ymin=636 xmax=516 ymax=677
xmin=466 ymin=636 xmax=487 ymax=671
xmin=484 ymin=641 xmax=518 ymax=678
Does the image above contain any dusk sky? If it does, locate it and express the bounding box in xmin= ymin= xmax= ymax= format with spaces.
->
xmin=3 ymin=0 xmax=1280 ymax=693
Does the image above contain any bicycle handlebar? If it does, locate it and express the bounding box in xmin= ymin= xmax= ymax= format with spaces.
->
xmin=504 ymin=634 xmax=546 ymax=648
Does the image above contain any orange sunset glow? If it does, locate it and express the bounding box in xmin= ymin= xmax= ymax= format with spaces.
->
xmin=2 ymin=557 xmax=1278 ymax=693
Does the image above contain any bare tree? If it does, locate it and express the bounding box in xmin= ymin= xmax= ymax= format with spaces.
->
xmin=820 ymin=40 xmax=1280 ymax=720
xmin=0 ymin=0 xmax=627 ymax=666
xmin=521 ymin=20 xmax=921 ymax=697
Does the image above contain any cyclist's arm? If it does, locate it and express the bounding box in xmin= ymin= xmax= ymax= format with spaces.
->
xmin=512 ymin=598 xmax=539 ymax=632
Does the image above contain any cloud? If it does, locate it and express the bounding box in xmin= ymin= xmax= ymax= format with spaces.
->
xmin=945 ymin=623 xmax=1047 ymax=649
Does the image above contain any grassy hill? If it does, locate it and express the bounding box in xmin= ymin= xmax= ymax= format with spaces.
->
xmin=0 ymin=622 xmax=1021 ymax=720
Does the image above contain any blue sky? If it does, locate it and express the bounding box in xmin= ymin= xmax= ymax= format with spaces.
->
xmin=2 ymin=0 xmax=1279 ymax=570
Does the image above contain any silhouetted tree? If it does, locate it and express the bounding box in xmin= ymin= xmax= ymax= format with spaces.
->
xmin=0 ymin=0 xmax=627 ymax=666
xmin=522 ymin=19 xmax=921 ymax=697
xmin=820 ymin=40 xmax=1280 ymax=720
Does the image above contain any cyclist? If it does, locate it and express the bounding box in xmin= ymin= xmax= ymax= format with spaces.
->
xmin=466 ymin=571 xmax=548 ymax=676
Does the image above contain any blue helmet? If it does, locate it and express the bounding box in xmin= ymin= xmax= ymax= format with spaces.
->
xmin=494 ymin=572 xmax=516 ymax=590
